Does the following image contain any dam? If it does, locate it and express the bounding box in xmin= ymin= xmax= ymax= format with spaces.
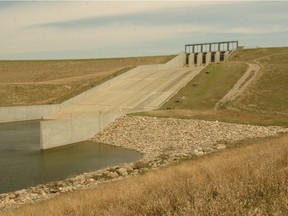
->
xmin=0 ymin=42 xmax=238 ymax=150
xmin=185 ymin=41 xmax=239 ymax=66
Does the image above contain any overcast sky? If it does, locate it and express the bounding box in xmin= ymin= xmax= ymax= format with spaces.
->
xmin=0 ymin=1 xmax=287 ymax=60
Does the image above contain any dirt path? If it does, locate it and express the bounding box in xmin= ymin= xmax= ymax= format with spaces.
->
xmin=214 ymin=52 xmax=288 ymax=111
xmin=214 ymin=62 xmax=260 ymax=110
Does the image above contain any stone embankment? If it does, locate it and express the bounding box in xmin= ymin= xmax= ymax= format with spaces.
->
xmin=1 ymin=115 xmax=287 ymax=211
xmin=91 ymin=115 xmax=288 ymax=160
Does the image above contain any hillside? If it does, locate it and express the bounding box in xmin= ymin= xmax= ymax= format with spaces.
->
xmin=1 ymin=48 xmax=287 ymax=215
xmin=142 ymin=47 xmax=288 ymax=126
xmin=1 ymin=135 xmax=287 ymax=216
xmin=0 ymin=55 xmax=175 ymax=106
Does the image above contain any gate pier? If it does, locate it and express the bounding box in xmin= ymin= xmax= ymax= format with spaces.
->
xmin=185 ymin=41 xmax=239 ymax=66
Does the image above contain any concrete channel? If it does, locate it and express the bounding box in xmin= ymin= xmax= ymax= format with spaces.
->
xmin=0 ymin=53 xmax=205 ymax=149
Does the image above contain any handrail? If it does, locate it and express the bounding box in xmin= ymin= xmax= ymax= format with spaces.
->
xmin=185 ymin=41 xmax=239 ymax=53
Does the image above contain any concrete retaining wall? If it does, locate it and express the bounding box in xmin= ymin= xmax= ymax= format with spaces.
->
xmin=0 ymin=105 xmax=60 ymax=123
xmin=40 ymin=111 xmax=124 ymax=149
xmin=188 ymin=53 xmax=195 ymax=67
xmin=197 ymin=53 xmax=203 ymax=67
xmin=206 ymin=52 xmax=212 ymax=64
xmin=165 ymin=52 xmax=186 ymax=68
xmin=215 ymin=51 xmax=221 ymax=62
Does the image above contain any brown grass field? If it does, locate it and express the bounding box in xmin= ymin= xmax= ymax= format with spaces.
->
xmin=0 ymin=55 xmax=174 ymax=106
xmin=1 ymin=135 xmax=287 ymax=216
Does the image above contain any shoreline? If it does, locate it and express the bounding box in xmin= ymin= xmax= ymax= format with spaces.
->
xmin=1 ymin=115 xmax=287 ymax=211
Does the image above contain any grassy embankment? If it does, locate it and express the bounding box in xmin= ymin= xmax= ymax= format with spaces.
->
xmin=141 ymin=47 xmax=288 ymax=127
xmin=1 ymin=135 xmax=287 ymax=216
xmin=0 ymin=55 xmax=175 ymax=106
xmin=1 ymin=48 xmax=287 ymax=215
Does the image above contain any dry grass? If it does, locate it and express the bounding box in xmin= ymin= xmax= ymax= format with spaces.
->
xmin=0 ymin=55 xmax=175 ymax=105
xmin=231 ymin=51 xmax=288 ymax=114
xmin=1 ymin=48 xmax=287 ymax=215
xmin=228 ymin=47 xmax=288 ymax=63
xmin=1 ymin=135 xmax=287 ymax=216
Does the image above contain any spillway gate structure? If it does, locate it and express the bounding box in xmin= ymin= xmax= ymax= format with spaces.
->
xmin=185 ymin=41 xmax=239 ymax=66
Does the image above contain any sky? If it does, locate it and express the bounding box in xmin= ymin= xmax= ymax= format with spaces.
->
xmin=0 ymin=0 xmax=287 ymax=60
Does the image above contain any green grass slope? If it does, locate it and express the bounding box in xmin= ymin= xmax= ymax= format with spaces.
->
xmin=141 ymin=47 xmax=288 ymax=127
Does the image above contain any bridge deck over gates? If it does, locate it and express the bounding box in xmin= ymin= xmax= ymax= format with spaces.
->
xmin=185 ymin=41 xmax=239 ymax=66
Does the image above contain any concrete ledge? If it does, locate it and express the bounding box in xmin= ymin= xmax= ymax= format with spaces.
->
xmin=0 ymin=105 xmax=60 ymax=123
xmin=40 ymin=111 xmax=124 ymax=149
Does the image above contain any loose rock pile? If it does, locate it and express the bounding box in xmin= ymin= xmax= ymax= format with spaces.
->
xmin=1 ymin=115 xmax=287 ymax=211
xmin=91 ymin=115 xmax=288 ymax=160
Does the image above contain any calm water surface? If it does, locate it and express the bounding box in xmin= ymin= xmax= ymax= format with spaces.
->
xmin=0 ymin=121 xmax=141 ymax=194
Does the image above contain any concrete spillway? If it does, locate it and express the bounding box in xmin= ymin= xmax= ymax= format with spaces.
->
xmin=0 ymin=53 xmax=204 ymax=149
xmin=0 ymin=43 xmax=238 ymax=150
xmin=39 ymin=53 xmax=204 ymax=149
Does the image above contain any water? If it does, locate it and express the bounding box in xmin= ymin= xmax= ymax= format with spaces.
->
xmin=0 ymin=121 xmax=142 ymax=194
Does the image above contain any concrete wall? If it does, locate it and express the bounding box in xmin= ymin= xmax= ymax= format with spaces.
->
xmin=40 ymin=111 xmax=124 ymax=149
xmin=215 ymin=51 xmax=221 ymax=62
xmin=188 ymin=53 xmax=195 ymax=67
xmin=165 ymin=52 xmax=186 ymax=69
xmin=0 ymin=105 xmax=60 ymax=123
xmin=206 ymin=52 xmax=212 ymax=64
xmin=197 ymin=53 xmax=203 ymax=67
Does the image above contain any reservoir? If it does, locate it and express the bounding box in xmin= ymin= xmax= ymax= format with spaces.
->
xmin=0 ymin=121 xmax=142 ymax=194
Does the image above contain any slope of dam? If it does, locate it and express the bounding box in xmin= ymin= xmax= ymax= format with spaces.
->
xmin=49 ymin=67 xmax=203 ymax=119
xmin=0 ymin=54 xmax=205 ymax=149
xmin=40 ymin=54 xmax=204 ymax=149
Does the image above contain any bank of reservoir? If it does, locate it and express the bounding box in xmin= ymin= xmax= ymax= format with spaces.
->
xmin=0 ymin=121 xmax=141 ymax=194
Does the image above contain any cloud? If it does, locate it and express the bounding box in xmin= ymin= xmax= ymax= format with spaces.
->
xmin=2 ymin=24 xmax=217 ymax=54
xmin=0 ymin=1 xmax=287 ymax=59
xmin=0 ymin=1 xmax=193 ymax=28
xmin=0 ymin=2 xmax=223 ymax=54
xmin=225 ymin=26 xmax=288 ymax=35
